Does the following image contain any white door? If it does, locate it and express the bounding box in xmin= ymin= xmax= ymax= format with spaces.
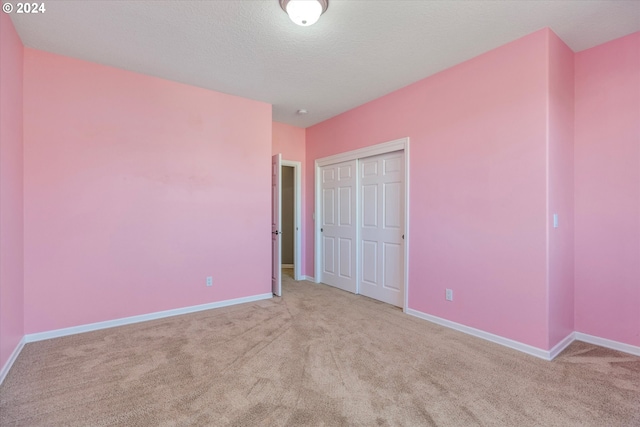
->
xmin=272 ymin=154 xmax=282 ymax=296
xmin=359 ymin=151 xmax=405 ymax=307
xmin=320 ymin=160 xmax=357 ymax=293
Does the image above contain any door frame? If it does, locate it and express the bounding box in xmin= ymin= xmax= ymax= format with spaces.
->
xmin=314 ymin=137 xmax=410 ymax=311
xmin=281 ymin=160 xmax=303 ymax=281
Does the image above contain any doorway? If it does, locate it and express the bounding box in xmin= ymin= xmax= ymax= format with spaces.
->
xmin=272 ymin=157 xmax=303 ymax=296
xmin=281 ymin=166 xmax=295 ymax=269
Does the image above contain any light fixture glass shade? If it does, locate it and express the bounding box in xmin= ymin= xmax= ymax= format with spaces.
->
xmin=285 ymin=0 xmax=323 ymax=26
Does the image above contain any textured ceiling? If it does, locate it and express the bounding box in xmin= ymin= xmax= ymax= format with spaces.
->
xmin=8 ymin=0 xmax=640 ymax=128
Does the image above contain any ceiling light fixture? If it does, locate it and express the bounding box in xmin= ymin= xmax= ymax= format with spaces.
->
xmin=279 ymin=0 xmax=328 ymax=27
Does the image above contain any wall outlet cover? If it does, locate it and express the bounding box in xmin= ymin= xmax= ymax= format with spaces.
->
xmin=445 ymin=289 xmax=453 ymax=301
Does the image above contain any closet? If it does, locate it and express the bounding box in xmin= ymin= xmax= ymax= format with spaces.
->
xmin=315 ymin=139 xmax=408 ymax=308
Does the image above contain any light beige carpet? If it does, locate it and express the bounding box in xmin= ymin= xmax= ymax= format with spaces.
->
xmin=1 ymin=270 xmax=639 ymax=426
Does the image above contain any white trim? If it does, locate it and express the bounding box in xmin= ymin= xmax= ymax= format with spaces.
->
xmin=302 ymin=275 xmax=316 ymax=282
xmin=355 ymin=159 xmax=361 ymax=295
xmin=4 ymin=306 xmax=638 ymax=385
xmin=549 ymin=332 xmax=575 ymax=359
xmin=314 ymin=137 xmax=410 ymax=308
xmin=405 ymin=309 xmax=640 ymax=360
xmin=314 ymin=163 xmax=321 ymax=284
xmin=575 ymin=332 xmax=640 ymax=357
xmin=25 ymin=293 xmax=273 ymax=343
xmin=406 ymin=308 xmax=554 ymax=360
xmin=402 ymin=141 xmax=410 ymax=313
xmin=315 ymin=138 xmax=408 ymax=168
xmin=281 ymin=264 xmax=294 ymax=269
xmin=281 ymin=160 xmax=302 ymax=281
xmin=0 ymin=336 xmax=26 ymax=385
xmin=272 ymin=153 xmax=283 ymax=296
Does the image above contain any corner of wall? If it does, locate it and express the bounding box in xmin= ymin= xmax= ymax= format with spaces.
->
xmin=574 ymin=31 xmax=640 ymax=348
xmin=0 ymin=9 xmax=25 ymax=378
xmin=546 ymin=28 xmax=576 ymax=350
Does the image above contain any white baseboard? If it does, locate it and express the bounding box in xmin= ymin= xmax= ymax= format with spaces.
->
xmin=406 ymin=308 xmax=555 ymax=360
xmin=302 ymin=275 xmax=316 ymax=282
xmin=406 ymin=308 xmax=640 ymax=361
xmin=5 ymin=296 xmax=638 ymax=385
xmin=281 ymin=264 xmax=294 ymax=269
xmin=575 ymin=332 xmax=640 ymax=357
xmin=0 ymin=336 xmax=26 ymax=385
xmin=549 ymin=332 xmax=576 ymax=360
xmin=25 ymin=293 xmax=273 ymax=343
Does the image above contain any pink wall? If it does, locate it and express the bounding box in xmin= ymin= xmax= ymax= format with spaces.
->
xmin=306 ymin=30 xmax=551 ymax=348
xmin=23 ymin=49 xmax=272 ymax=334
xmin=272 ymin=121 xmax=306 ymax=272
xmin=574 ymin=32 xmax=640 ymax=347
xmin=273 ymin=121 xmax=305 ymax=161
xmin=0 ymin=11 xmax=25 ymax=371
xmin=547 ymin=31 xmax=575 ymax=348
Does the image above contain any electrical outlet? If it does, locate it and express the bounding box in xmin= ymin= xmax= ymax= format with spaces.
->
xmin=445 ymin=289 xmax=453 ymax=301
xmin=206 ymin=276 xmax=213 ymax=287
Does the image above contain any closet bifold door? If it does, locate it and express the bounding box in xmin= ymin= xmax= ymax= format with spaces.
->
xmin=319 ymin=160 xmax=357 ymax=294
xmin=359 ymin=151 xmax=405 ymax=307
